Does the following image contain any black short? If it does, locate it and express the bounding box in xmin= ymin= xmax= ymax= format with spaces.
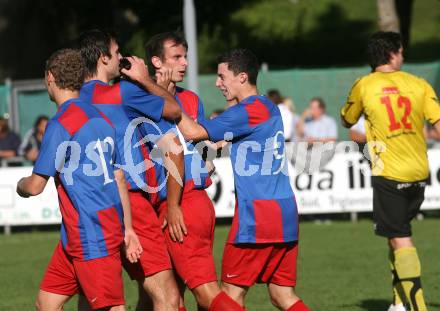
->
xmin=372 ymin=176 xmax=426 ymax=238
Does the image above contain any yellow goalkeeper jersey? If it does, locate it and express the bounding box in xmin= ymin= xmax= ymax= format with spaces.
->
xmin=341 ymin=70 xmax=440 ymax=182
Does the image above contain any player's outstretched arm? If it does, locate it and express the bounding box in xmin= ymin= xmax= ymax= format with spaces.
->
xmin=177 ymin=113 xmax=209 ymax=142
xmin=198 ymin=140 xmax=229 ymax=176
xmin=16 ymin=173 xmax=49 ymax=198
xmin=121 ymin=56 xmax=181 ymax=120
xmin=157 ymin=133 xmax=186 ymax=243
xmin=114 ymin=169 xmax=142 ymax=263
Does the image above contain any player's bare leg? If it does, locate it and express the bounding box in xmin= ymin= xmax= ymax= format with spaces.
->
xmin=221 ymin=282 xmax=248 ymax=306
xmin=388 ymin=237 xmax=427 ymax=311
xmin=389 ymin=237 xmax=413 ymax=250
xmin=36 ymin=290 xmax=71 ymax=311
xmin=191 ymin=281 xmax=221 ymax=310
xmin=174 ymin=276 xmax=237 ymax=310
xmin=139 ymin=270 xmax=180 ymax=311
xmin=176 ymin=276 xmax=186 ymax=310
xmin=267 ymin=283 xmax=309 ymax=311
xmin=135 ymin=283 xmax=153 ymax=311
xmin=138 ymin=277 xmax=184 ymax=311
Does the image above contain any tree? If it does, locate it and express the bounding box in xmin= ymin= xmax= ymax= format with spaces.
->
xmin=377 ymin=0 xmax=414 ymax=47
xmin=377 ymin=0 xmax=400 ymax=32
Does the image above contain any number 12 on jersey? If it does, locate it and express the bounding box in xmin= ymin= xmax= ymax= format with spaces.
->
xmin=380 ymin=95 xmax=412 ymax=131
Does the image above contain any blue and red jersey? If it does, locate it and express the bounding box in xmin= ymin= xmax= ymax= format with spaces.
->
xmin=33 ymin=98 xmax=124 ymax=260
xmin=131 ymin=87 xmax=211 ymax=206
xmin=175 ymin=87 xmax=211 ymax=191
xmin=134 ymin=118 xmax=177 ymax=205
xmin=199 ymin=95 xmax=298 ymax=244
xmin=80 ymin=80 xmax=165 ymax=192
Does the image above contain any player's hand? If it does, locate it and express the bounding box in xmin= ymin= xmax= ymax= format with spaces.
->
xmin=155 ymin=66 xmax=173 ymax=91
xmin=120 ymin=56 xmax=152 ymax=84
xmin=302 ymin=108 xmax=312 ymax=119
xmin=124 ymin=228 xmax=143 ymax=263
xmin=161 ymin=217 xmax=168 ymax=229
xmin=165 ymin=204 xmax=187 ymax=243
xmin=16 ymin=178 xmax=29 ymax=198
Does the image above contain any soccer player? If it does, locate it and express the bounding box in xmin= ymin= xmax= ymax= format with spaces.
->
xmin=177 ymin=49 xmax=310 ymax=311
xmin=16 ymin=48 xmax=142 ymax=311
xmin=341 ymin=31 xmax=440 ymax=311
xmin=142 ymin=31 xmax=243 ymax=311
xmin=77 ymin=29 xmax=183 ymax=311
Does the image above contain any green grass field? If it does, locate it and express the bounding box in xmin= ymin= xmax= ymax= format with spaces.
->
xmin=1 ymin=218 xmax=439 ymax=310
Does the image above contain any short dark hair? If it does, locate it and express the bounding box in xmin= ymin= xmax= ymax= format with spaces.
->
xmin=45 ymin=49 xmax=85 ymax=91
xmin=310 ymin=97 xmax=326 ymax=111
xmin=34 ymin=115 xmax=49 ymax=131
xmin=267 ymin=89 xmax=283 ymax=104
xmin=217 ymin=49 xmax=259 ymax=85
xmin=0 ymin=117 xmax=9 ymax=133
xmin=145 ymin=31 xmax=188 ymax=75
xmin=77 ymin=29 xmax=117 ymax=79
xmin=367 ymin=31 xmax=402 ymax=70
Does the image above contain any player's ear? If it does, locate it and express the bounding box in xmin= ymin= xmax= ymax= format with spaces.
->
xmin=239 ymin=72 xmax=247 ymax=84
xmin=46 ymin=70 xmax=55 ymax=84
xmin=151 ymin=56 xmax=162 ymax=69
xmin=100 ymin=53 xmax=110 ymax=65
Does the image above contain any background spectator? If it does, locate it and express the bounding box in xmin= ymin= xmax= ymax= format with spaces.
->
xmin=282 ymin=97 xmax=300 ymax=141
xmin=267 ymin=89 xmax=297 ymax=142
xmin=18 ymin=115 xmax=48 ymax=163
xmin=0 ymin=117 xmax=21 ymax=162
xmin=296 ymin=97 xmax=338 ymax=143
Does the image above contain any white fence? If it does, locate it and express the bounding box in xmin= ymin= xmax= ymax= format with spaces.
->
xmin=1 ymin=150 xmax=440 ymax=227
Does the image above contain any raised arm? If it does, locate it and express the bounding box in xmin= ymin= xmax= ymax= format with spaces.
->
xmin=295 ymin=108 xmax=310 ymax=139
xmin=121 ymin=56 xmax=181 ymax=120
xmin=177 ymin=112 xmax=209 ymax=142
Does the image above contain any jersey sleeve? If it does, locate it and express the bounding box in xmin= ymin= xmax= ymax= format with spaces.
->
xmin=422 ymin=80 xmax=440 ymax=125
xmin=139 ymin=118 xmax=177 ymax=145
xmin=196 ymin=96 xmax=206 ymax=122
xmin=198 ymin=105 xmax=252 ymax=142
xmin=341 ymin=78 xmax=364 ymax=126
xmin=121 ymin=80 xmax=165 ymax=122
xmin=33 ymin=121 xmax=70 ymax=177
xmin=113 ymin=133 xmax=122 ymax=168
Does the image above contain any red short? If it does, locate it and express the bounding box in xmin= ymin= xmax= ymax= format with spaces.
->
xmin=40 ymin=242 xmax=124 ymax=310
xmin=221 ymin=242 xmax=298 ymax=287
xmin=123 ymin=191 xmax=172 ymax=280
xmin=158 ymin=189 xmax=217 ymax=289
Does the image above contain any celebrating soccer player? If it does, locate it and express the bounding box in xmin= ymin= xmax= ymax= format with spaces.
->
xmin=16 ymin=48 xmax=142 ymax=311
xmin=140 ymin=31 xmax=243 ymax=311
xmin=177 ymin=49 xmax=310 ymax=311
xmin=341 ymin=31 xmax=440 ymax=311
xmin=77 ymin=29 xmax=183 ymax=311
